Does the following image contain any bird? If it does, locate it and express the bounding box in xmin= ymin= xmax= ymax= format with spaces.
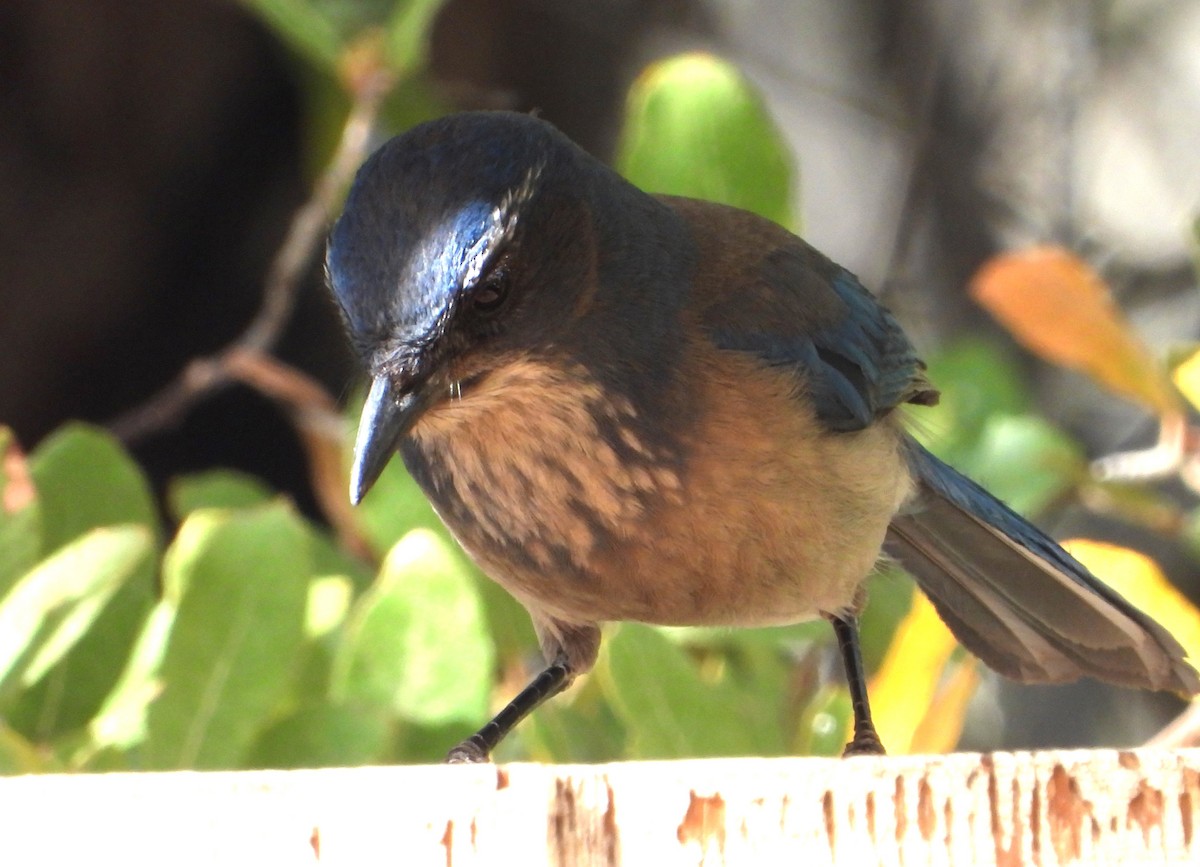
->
xmin=326 ymin=110 xmax=1199 ymax=762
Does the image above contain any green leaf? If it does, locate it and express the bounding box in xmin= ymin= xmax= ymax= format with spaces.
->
xmin=172 ymin=468 xmax=370 ymax=591
xmin=238 ymin=0 xmax=343 ymax=70
xmin=82 ymin=600 xmax=176 ymax=762
xmin=5 ymin=572 xmax=154 ymax=743
xmin=0 ymin=525 xmax=153 ymax=700
xmin=306 ymin=574 xmax=355 ymax=639
xmin=660 ymin=623 xmax=827 ymax=754
xmin=599 ymin=623 xmax=778 ymax=758
xmin=0 ymin=721 xmax=56 ymax=775
xmin=145 ymin=504 xmax=311 ymax=769
xmin=308 ymin=524 xmax=375 ymax=593
xmin=616 ymin=53 xmax=796 ymax=230
xmin=391 ymin=719 xmax=478 ymax=763
xmin=28 ymin=423 xmax=159 ymax=554
xmin=471 ymin=570 xmax=540 ymax=666
xmin=916 ymin=340 xmax=1029 ymax=460
xmin=966 ymin=414 xmax=1085 ymax=515
xmin=517 ymin=672 xmax=628 ymax=763
xmin=384 ymin=0 xmax=449 ymax=75
xmin=168 ymin=470 xmax=273 ymax=522
xmin=246 ymin=702 xmax=392 ymax=768
xmin=331 ymin=528 xmax=494 ymax=726
xmin=5 ymin=429 xmax=157 ymax=741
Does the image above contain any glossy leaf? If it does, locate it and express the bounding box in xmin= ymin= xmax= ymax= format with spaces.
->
xmin=12 ymin=425 xmax=159 ymax=738
xmin=0 ymin=526 xmax=153 ymax=700
xmin=970 ymin=246 xmax=1179 ymax=415
xmin=518 ymin=672 xmax=628 ymax=763
xmin=600 ymin=623 xmax=779 ymax=758
xmin=1062 ymin=539 xmax=1200 ymax=663
xmin=246 ymin=702 xmax=391 ymax=768
xmin=83 ymin=601 xmax=176 ymax=761
xmin=331 ymin=528 xmax=493 ymax=726
xmin=145 ymin=504 xmax=311 ymax=769
xmin=616 ymin=53 xmax=796 ymax=230
xmin=238 ymin=0 xmax=343 ymax=70
xmin=384 ymin=0 xmax=448 ymax=75
xmin=307 ymin=574 xmax=354 ymax=639
xmin=0 ymin=721 xmax=54 ymax=774
xmin=966 ymin=414 xmax=1085 ymax=515
xmin=168 ymin=470 xmax=273 ymax=521
xmin=469 ymin=568 xmax=540 ymax=666
xmin=28 ymin=423 xmax=158 ymax=554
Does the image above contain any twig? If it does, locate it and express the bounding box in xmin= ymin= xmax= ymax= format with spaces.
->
xmin=221 ymin=347 xmax=371 ymax=557
xmin=1089 ymin=411 xmax=1189 ymax=483
xmin=108 ymin=81 xmax=388 ymax=444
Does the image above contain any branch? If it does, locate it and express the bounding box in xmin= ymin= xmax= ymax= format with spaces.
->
xmin=107 ymin=81 xmax=387 ymax=445
xmin=221 ymin=347 xmax=370 ymax=556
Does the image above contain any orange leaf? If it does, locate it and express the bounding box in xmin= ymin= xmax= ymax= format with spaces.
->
xmin=970 ymin=246 xmax=1179 ymax=415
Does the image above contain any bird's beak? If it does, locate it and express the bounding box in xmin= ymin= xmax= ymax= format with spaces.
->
xmin=349 ymin=373 xmax=438 ymax=505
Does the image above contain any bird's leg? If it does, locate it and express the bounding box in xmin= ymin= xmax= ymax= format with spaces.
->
xmin=826 ymin=612 xmax=886 ymax=757
xmin=446 ymin=659 xmax=571 ymax=763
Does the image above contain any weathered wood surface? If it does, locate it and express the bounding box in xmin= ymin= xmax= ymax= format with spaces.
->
xmin=0 ymin=749 xmax=1196 ymax=865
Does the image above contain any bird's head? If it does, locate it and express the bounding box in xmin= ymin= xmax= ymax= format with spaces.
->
xmin=327 ymin=112 xmax=611 ymax=504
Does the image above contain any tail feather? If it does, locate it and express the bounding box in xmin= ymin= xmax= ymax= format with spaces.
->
xmin=886 ymin=441 xmax=1200 ymax=695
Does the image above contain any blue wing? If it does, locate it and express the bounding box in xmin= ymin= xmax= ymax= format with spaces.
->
xmin=671 ymin=196 xmax=937 ymax=431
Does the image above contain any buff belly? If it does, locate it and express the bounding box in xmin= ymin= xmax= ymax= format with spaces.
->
xmin=404 ymin=346 xmax=915 ymax=631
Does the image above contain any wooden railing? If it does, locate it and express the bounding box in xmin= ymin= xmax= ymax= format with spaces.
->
xmin=1 ymin=749 xmax=1196 ymax=865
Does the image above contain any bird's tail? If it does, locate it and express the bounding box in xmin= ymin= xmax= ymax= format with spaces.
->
xmin=885 ymin=440 xmax=1200 ymax=695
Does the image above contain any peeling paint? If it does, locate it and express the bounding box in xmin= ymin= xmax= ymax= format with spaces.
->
xmin=441 ymin=819 xmax=453 ymax=867
xmin=1127 ymin=779 xmax=1165 ymax=847
xmin=917 ymin=777 xmax=936 ymax=841
xmin=823 ymin=790 xmax=836 ymax=853
xmin=677 ymin=790 xmax=727 ymax=858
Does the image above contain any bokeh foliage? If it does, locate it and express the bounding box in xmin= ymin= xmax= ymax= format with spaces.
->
xmin=2 ymin=5 xmax=1199 ymax=773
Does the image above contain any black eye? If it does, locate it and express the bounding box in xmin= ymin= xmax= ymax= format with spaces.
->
xmin=472 ymin=270 xmax=510 ymax=315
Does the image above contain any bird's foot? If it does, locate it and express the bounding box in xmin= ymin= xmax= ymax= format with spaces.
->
xmin=445 ymin=736 xmax=491 ymax=764
xmin=842 ymin=730 xmax=886 ymax=757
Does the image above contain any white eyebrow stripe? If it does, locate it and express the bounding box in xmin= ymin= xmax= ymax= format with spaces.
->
xmin=459 ymin=161 xmax=544 ymax=290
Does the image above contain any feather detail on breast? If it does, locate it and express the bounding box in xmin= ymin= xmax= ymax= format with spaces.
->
xmin=400 ymin=354 xmax=687 ymax=597
xmin=401 ymin=338 xmax=913 ymax=629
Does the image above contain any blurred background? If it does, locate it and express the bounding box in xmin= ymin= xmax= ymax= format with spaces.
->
xmin=3 ymin=0 xmax=1200 ymax=768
